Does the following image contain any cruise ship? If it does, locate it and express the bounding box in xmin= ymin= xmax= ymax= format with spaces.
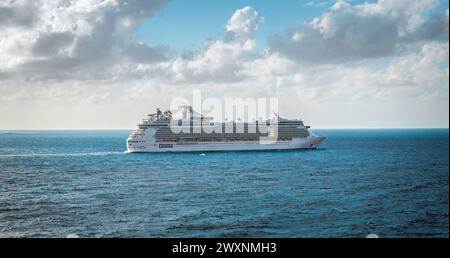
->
xmin=127 ymin=105 xmax=326 ymax=152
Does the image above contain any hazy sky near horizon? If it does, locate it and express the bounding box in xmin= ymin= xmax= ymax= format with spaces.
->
xmin=0 ymin=0 xmax=449 ymax=129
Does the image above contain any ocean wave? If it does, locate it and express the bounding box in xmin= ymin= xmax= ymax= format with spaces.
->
xmin=0 ymin=132 xmax=35 ymax=135
xmin=0 ymin=151 xmax=124 ymax=157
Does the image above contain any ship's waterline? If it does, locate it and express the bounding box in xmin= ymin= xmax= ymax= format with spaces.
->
xmin=127 ymin=105 xmax=326 ymax=152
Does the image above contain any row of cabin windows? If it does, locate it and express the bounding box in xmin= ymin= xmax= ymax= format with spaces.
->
xmin=155 ymin=136 xmax=294 ymax=142
xmin=128 ymin=140 xmax=146 ymax=144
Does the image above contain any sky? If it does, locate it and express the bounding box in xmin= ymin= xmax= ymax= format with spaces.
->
xmin=0 ymin=0 xmax=448 ymax=129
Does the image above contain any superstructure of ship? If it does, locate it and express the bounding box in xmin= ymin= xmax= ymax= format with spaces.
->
xmin=127 ymin=105 xmax=326 ymax=152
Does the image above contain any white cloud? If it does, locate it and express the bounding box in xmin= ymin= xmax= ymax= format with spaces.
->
xmin=0 ymin=0 xmax=169 ymax=81
xmin=226 ymin=6 xmax=264 ymax=40
xmin=304 ymin=1 xmax=330 ymax=8
xmin=0 ymin=1 xmax=448 ymax=129
xmin=132 ymin=6 xmax=265 ymax=84
xmin=270 ymin=0 xmax=449 ymax=64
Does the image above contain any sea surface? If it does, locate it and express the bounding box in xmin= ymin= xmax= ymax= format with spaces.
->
xmin=0 ymin=129 xmax=448 ymax=238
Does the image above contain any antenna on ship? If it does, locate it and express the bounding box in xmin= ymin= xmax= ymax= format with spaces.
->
xmin=273 ymin=111 xmax=280 ymax=121
xmin=156 ymin=107 xmax=162 ymax=120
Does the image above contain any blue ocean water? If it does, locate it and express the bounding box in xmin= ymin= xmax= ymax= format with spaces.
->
xmin=0 ymin=129 xmax=448 ymax=238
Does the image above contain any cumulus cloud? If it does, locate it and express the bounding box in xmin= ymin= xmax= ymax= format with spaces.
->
xmin=0 ymin=2 xmax=38 ymax=28
xmin=0 ymin=3 xmax=267 ymax=83
xmin=133 ymin=6 xmax=266 ymax=83
xmin=123 ymin=43 xmax=170 ymax=64
xmin=0 ymin=0 xmax=169 ymax=81
xmin=170 ymin=6 xmax=264 ymax=83
xmin=270 ymin=0 xmax=449 ymax=64
xmin=0 ymin=1 xmax=448 ymax=129
xmin=226 ymin=6 xmax=264 ymax=40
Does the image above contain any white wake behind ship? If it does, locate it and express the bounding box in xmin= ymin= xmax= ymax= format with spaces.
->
xmin=127 ymin=105 xmax=326 ymax=152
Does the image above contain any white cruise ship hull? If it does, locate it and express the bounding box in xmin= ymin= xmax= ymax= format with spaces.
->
xmin=127 ymin=136 xmax=326 ymax=153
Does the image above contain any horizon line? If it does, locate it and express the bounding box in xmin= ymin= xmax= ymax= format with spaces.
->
xmin=0 ymin=127 xmax=449 ymax=131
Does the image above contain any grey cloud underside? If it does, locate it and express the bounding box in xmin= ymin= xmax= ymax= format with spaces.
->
xmin=270 ymin=16 xmax=399 ymax=63
xmin=0 ymin=0 xmax=170 ymax=81
xmin=0 ymin=2 xmax=268 ymax=83
xmin=0 ymin=5 xmax=38 ymax=27
xmin=0 ymin=0 xmax=448 ymax=84
xmin=31 ymin=32 xmax=74 ymax=57
xmin=403 ymin=13 xmax=449 ymax=43
xmin=123 ymin=44 xmax=170 ymax=64
xmin=270 ymin=7 xmax=449 ymax=64
xmin=12 ymin=36 xmax=170 ymax=82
